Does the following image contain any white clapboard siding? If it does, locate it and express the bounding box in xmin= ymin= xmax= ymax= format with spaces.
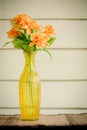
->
xmin=0 ymin=0 xmax=87 ymax=19
xmin=0 ymin=50 xmax=87 ymax=80
xmin=0 ymin=2 xmax=1 ymax=17
xmin=0 ymin=1 xmax=2 ymax=36
xmin=0 ymin=20 xmax=87 ymax=48
xmin=0 ymin=81 xmax=87 ymax=108
xmin=0 ymin=0 xmax=87 ymax=114
xmin=0 ymin=81 xmax=87 ymax=114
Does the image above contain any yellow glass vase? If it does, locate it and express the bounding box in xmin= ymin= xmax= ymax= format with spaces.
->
xmin=19 ymin=51 xmax=41 ymax=120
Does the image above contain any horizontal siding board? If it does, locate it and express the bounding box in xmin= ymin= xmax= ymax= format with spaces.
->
xmin=0 ymin=20 xmax=87 ymax=48
xmin=0 ymin=81 xmax=19 ymax=107
xmin=0 ymin=50 xmax=87 ymax=80
xmin=0 ymin=2 xmax=2 ymax=17
xmin=0 ymin=81 xmax=87 ymax=108
xmin=1 ymin=109 xmax=87 ymax=115
xmin=41 ymin=81 xmax=87 ymax=108
xmin=1 ymin=0 xmax=87 ymax=19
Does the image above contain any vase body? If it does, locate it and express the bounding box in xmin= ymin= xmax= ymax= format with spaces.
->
xmin=19 ymin=51 xmax=41 ymax=120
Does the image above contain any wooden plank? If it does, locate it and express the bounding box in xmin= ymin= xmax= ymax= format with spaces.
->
xmin=0 ymin=0 xmax=87 ymax=19
xmin=3 ymin=115 xmax=19 ymax=126
xmin=0 ymin=115 xmax=9 ymax=126
xmin=82 ymin=114 xmax=87 ymax=122
xmin=0 ymin=114 xmax=87 ymax=126
xmin=0 ymin=114 xmax=69 ymax=126
xmin=0 ymin=20 xmax=87 ymax=48
xmin=66 ymin=114 xmax=87 ymax=125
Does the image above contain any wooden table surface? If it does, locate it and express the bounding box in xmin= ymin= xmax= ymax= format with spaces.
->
xmin=0 ymin=114 xmax=87 ymax=128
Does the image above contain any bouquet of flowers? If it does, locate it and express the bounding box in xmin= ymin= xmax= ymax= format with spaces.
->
xmin=4 ymin=14 xmax=56 ymax=56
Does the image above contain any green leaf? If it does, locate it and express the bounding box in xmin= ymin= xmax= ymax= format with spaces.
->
xmin=3 ymin=41 xmax=12 ymax=47
xmin=48 ymin=37 xmax=56 ymax=45
xmin=43 ymin=48 xmax=52 ymax=59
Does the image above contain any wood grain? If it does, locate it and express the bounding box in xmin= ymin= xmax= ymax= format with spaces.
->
xmin=0 ymin=114 xmax=87 ymax=126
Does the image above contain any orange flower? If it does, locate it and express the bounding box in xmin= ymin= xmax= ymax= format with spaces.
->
xmin=29 ymin=32 xmax=50 ymax=48
xmin=10 ymin=14 xmax=31 ymax=30
xmin=4 ymin=14 xmax=56 ymax=54
xmin=10 ymin=14 xmax=40 ymax=32
xmin=7 ymin=28 xmax=20 ymax=38
xmin=29 ymin=19 xmax=40 ymax=30
xmin=44 ymin=25 xmax=55 ymax=35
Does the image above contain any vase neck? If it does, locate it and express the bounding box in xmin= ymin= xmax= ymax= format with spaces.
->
xmin=23 ymin=51 xmax=36 ymax=68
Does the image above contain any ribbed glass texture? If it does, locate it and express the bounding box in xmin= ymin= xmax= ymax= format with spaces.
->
xmin=19 ymin=51 xmax=41 ymax=120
